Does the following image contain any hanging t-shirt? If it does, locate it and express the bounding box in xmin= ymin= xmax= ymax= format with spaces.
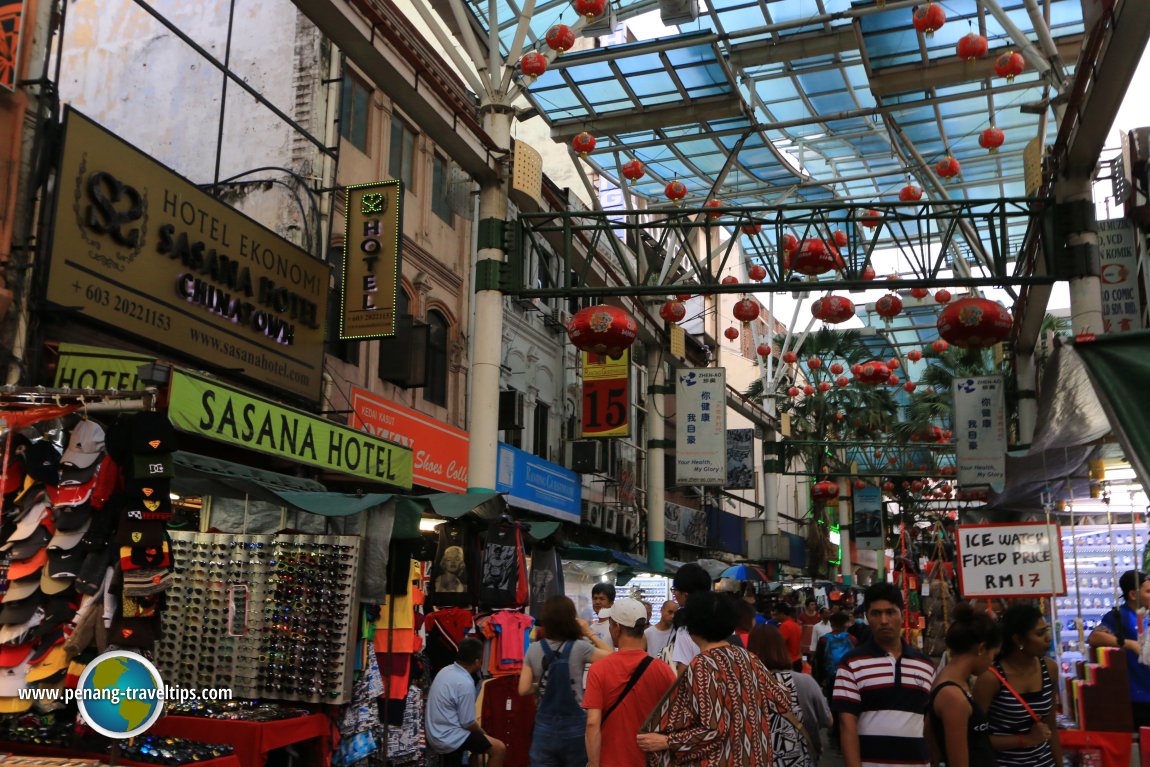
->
xmin=376 ymin=559 xmax=423 ymax=630
xmin=480 ymin=520 xmax=526 ymax=608
xmin=528 ymin=545 xmax=565 ymax=618
xmin=491 ymin=611 xmax=535 ymax=665
xmin=424 ymin=607 xmax=477 ymax=674
xmin=478 ymin=675 xmax=535 ymax=767
xmin=429 ymin=521 xmax=478 ymax=606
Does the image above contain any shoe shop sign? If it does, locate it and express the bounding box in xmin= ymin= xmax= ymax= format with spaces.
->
xmin=46 ymin=108 xmax=329 ymax=403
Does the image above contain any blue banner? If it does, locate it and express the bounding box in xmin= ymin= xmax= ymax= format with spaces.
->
xmin=707 ymin=508 xmax=747 ymax=556
xmin=496 ymin=443 xmax=581 ymax=523
xmin=853 ymin=485 xmax=884 ymax=550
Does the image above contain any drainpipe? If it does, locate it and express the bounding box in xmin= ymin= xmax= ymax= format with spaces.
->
xmin=646 ymin=343 xmax=666 ymax=572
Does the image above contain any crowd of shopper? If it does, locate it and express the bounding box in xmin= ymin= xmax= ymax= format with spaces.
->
xmin=423 ymin=565 xmax=1131 ymax=767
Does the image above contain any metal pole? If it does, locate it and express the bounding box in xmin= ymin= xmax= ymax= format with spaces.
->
xmin=1057 ymin=176 xmax=1104 ymax=335
xmin=647 ymin=344 xmax=666 ymax=572
xmin=467 ymin=104 xmax=513 ymax=491
xmin=838 ymin=477 xmax=852 ymax=585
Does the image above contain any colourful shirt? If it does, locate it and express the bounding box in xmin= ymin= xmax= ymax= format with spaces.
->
xmin=584 ymin=649 xmax=677 ymax=767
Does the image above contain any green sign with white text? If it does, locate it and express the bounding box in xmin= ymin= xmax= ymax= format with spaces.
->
xmin=168 ymin=370 xmax=412 ymax=488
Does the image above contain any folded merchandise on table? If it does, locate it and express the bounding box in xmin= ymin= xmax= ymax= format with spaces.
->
xmin=118 ymin=734 xmax=235 ymax=765
xmin=164 ymin=699 xmax=311 ymax=721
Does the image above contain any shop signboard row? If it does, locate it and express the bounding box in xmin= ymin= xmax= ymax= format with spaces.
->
xmin=46 ymin=108 xmax=329 ymax=403
xmin=956 ymin=522 xmax=1066 ymax=598
xmin=496 ymin=442 xmax=581 ymax=524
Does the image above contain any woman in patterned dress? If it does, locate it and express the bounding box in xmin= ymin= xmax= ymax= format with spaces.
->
xmin=747 ymin=624 xmax=829 ymax=767
xmin=637 ymin=592 xmax=791 ymax=767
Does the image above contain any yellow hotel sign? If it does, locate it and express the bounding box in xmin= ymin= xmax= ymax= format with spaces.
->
xmin=46 ymin=108 xmax=329 ymax=402
xmin=168 ymin=370 xmax=413 ymax=489
xmin=340 ymin=180 xmax=402 ymax=339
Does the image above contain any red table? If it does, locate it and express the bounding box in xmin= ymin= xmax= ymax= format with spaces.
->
xmin=1059 ymin=728 xmax=1133 ymax=767
xmin=145 ymin=713 xmax=333 ymax=767
xmin=0 ymin=740 xmax=242 ymax=766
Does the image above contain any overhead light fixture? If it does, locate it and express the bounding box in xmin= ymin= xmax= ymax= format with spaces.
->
xmin=419 ymin=518 xmax=446 ymax=533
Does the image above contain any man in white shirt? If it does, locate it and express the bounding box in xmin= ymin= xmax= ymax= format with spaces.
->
xmin=644 ymin=600 xmax=677 ymax=658
xmin=590 ymin=583 xmax=615 ymax=645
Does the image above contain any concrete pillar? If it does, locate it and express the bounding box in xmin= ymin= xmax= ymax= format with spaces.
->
xmin=467 ymin=104 xmax=513 ymax=492
xmin=1055 ymin=176 xmax=1104 ymax=336
xmin=1016 ymin=351 xmax=1038 ymax=448
xmin=646 ymin=344 xmax=666 ymax=572
xmin=763 ymin=432 xmax=780 ymax=536
xmin=838 ymin=478 xmax=853 ymax=585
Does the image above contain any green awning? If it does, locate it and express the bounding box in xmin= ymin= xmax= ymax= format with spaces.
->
xmin=1073 ymin=331 xmax=1150 ymax=490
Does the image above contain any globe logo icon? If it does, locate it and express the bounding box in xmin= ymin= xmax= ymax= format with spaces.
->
xmin=76 ymin=651 xmax=166 ymax=738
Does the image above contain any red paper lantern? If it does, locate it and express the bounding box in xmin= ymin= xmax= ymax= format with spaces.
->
xmin=882 ymin=481 xmax=895 ymax=492
xmin=912 ymin=3 xmax=946 ymax=37
xmin=571 ymin=131 xmax=596 ymax=158
xmin=520 ymin=51 xmax=548 ymax=79
xmin=811 ymin=294 xmax=855 ymax=324
xmin=861 ymin=209 xmax=882 ymax=228
xmin=818 ymin=381 xmax=832 ymax=393
xmin=850 ymin=364 xmax=862 ymax=376
xmin=933 ymin=339 xmax=949 ymax=353
xmin=724 ymin=326 xmax=740 ymax=341
xmin=812 ymin=480 xmax=840 ymax=503
xmin=936 ymin=155 xmax=961 ymax=180
xmin=911 ymin=480 xmax=925 ymax=493
xmin=721 ymin=275 xmax=738 ymax=285
xmin=857 ymin=361 xmax=891 ymax=385
xmin=546 ymin=24 xmax=576 ymax=53
xmin=979 ymin=126 xmax=1005 ymax=153
xmin=757 ymin=343 xmax=771 ymax=357
xmin=935 ymin=289 xmax=952 ymax=304
xmin=742 ymin=222 xmax=762 ymax=235
xmin=807 ymin=357 xmax=822 ymax=370
xmin=904 ymin=381 xmax=917 ymax=393
xmin=748 ymin=264 xmax=767 ymax=281
xmin=803 ymin=385 xmax=815 ymax=396
xmin=835 ymin=411 xmax=846 ymax=421
xmin=994 ymin=50 xmax=1025 ymax=81
xmin=887 ymin=374 xmax=900 ymax=386
xmin=830 ymin=363 xmax=844 ymax=375
xmin=899 ymin=184 xmax=923 ymax=202
xmin=675 ymin=293 xmax=692 ymax=301
xmin=781 ymin=233 xmax=799 ymax=255
xmin=910 ymin=287 xmax=929 ymax=299
xmin=888 ymin=358 xmax=900 ymax=369
xmin=574 ymin=0 xmax=606 ymax=19
xmin=907 ymin=349 xmax=923 ymax=362
xmin=832 ymin=230 xmax=848 ymax=248
xmin=783 ymin=351 xmax=798 ymax=364
xmin=853 ymin=479 xmax=867 ymax=491
xmin=704 ymin=199 xmax=723 ymax=220
xmin=956 ymin=32 xmax=988 ymax=61
xmin=566 ymin=305 xmax=637 ymax=358
xmin=793 ymin=240 xmax=837 ymax=276
xmin=733 ymin=298 xmax=760 ymax=323
xmin=835 ymin=376 xmax=849 ymax=388
xmin=659 ymin=299 xmax=686 ymax=323
xmin=621 ymin=160 xmax=644 ymax=184
xmin=665 ymin=180 xmax=688 ymax=203
xmin=788 ymin=386 xmax=800 ymax=398
xmin=876 ymin=293 xmax=903 ymax=319
xmin=862 ymin=265 xmax=876 ymax=281
xmin=937 ymin=297 xmax=1013 ymax=348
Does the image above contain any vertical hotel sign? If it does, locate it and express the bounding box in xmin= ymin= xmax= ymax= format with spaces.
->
xmin=581 ymin=350 xmax=629 ymax=438
xmin=340 ymin=180 xmax=402 ymax=339
xmin=675 ymin=368 xmax=726 ymax=485
xmin=45 ymin=109 xmax=328 ymax=403
xmin=1097 ymin=218 xmax=1141 ymax=334
xmin=953 ymin=376 xmax=1006 ymax=492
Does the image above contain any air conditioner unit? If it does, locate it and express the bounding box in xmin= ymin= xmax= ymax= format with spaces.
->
xmin=636 ymin=367 xmax=649 ymax=404
xmin=659 ymin=0 xmax=698 ymax=26
xmin=583 ymin=502 xmax=602 ymax=528
xmin=603 ymin=506 xmax=618 ymax=534
xmin=620 ymin=512 xmax=636 ymax=539
xmin=581 ymin=7 xmax=618 ymax=37
xmin=544 ymin=307 xmax=569 ymax=332
xmin=499 ymin=390 xmax=527 ymax=431
xmin=571 ymin=440 xmax=606 ymax=473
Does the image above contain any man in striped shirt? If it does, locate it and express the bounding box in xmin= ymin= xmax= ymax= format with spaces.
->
xmin=832 ymin=582 xmax=934 ymax=767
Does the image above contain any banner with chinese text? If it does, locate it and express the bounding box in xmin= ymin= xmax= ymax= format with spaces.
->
xmin=675 ymin=368 xmax=726 ymax=485
xmin=953 ymin=376 xmax=1006 ymax=492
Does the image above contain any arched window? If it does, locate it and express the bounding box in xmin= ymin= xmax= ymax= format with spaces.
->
xmin=423 ymin=310 xmax=449 ymax=406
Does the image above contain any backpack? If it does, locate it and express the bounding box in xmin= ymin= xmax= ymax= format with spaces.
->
xmin=537 ymin=640 xmax=580 ymax=721
xmin=823 ymin=631 xmax=854 ymax=677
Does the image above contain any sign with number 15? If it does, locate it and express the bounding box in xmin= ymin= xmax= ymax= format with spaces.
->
xmin=581 ymin=350 xmax=630 ymax=438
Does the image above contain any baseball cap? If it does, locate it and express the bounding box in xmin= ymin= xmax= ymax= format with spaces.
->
xmin=45 ymin=479 xmax=94 ymax=509
xmin=60 ymin=421 xmax=106 ymax=470
xmin=31 ymin=675 xmax=67 ymax=713
xmin=601 ymin=598 xmax=648 ymax=628
xmin=0 ymin=593 xmax=41 ymax=625
xmin=7 ymin=525 xmax=51 ymax=560
xmin=0 ymin=642 xmax=33 ymax=668
xmin=125 ymin=478 xmax=173 ymax=521
xmin=86 ymin=454 xmax=120 ymax=510
xmin=12 ymin=487 xmax=46 ymax=519
xmin=115 ymin=519 xmax=166 ymax=548
xmin=131 ymin=453 xmax=174 ymax=479
xmin=49 ymin=517 xmax=91 ymax=550
xmin=3 ymin=502 xmax=49 ymax=546
xmin=2 ymin=576 xmax=40 ymax=604
xmin=23 ymin=441 xmax=60 ymax=484
xmin=8 ymin=548 xmax=48 ymax=581
xmin=39 ymin=567 xmax=73 ymax=595
xmin=47 ymin=549 xmax=83 ymax=580
xmin=130 ymin=412 xmax=178 ymax=454
xmin=75 ymin=550 xmax=111 ymax=596
xmin=52 ymin=501 xmax=93 ymax=533
xmin=0 ymin=606 xmax=44 ymax=644
xmin=27 ymin=597 xmax=77 ymax=641
xmin=29 ymin=627 xmax=66 ymax=664
xmin=57 ymin=458 xmax=102 ymax=487
xmin=0 ymin=658 xmax=30 ymax=697
xmin=108 ymin=616 xmax=158 ymax=648
xmin=26 ymin=646 xmax=67 ymax=683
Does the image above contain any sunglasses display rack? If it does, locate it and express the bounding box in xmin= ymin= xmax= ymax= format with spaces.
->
xmin=157 ymin=532 xmax=359 ymax=704
xmin=1055 ymin=524 xmax=1147 ymax=655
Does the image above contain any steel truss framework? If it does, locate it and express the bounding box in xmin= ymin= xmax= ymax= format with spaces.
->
xmin=507 ymin=198 xmax=1056 ymax=298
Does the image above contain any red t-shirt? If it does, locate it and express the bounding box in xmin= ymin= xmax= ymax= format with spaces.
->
xmin=583 ymin=649 xmax=677 ymax=767
xmin=779 ymin=617 xmax=802 ymax=662
xmin=797 ymin=610 xmax=822 ymax=654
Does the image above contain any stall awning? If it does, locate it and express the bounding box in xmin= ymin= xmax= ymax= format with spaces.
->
xmin=1074 ymin=331 xmax=1150 ymax=491
xmin=561 ymin=544 xmax=647 ymax=570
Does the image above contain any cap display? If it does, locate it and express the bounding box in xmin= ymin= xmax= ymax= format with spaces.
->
xmin=26 ymin=646 xmax=67 ymax=683
xmin=57 ymin=458 xmax=103 ymax=487
xmin=0 ymin=642 xmax=33 ymax=668
xmin=49 ymin=517 xmax=91 ymax=550
xmin=45 ymin=479 xmax=95 ymax=509
xmin=75 ymin=550 xmax=111 ymax=596
xmin=130 ymin=412 xmax=178 ymax=454
xmin=1 ymin=577 xmax=40 ymax=604
xmin=52 ymin=501 xmax=93 ymax=532
xmin=28 ymin=629 xmax=65 ymax=665
xmin=131 ymin=453 xmax=174 ymax=479
xmin=22 ymin=442 xmax=60 ymax=484
xmin=86 ymin=454 xmax=120 ymax=510
xmin=39 ymin=567 xmax=73 ymax=595
xmin=0 ymin=594 xmax=41 ymax=625
xmin=0 ymin=606 xmax=44 ymax=645
xmin=4 ymin=503 xmax=49 ymax=546
xmin=47 ymin=549 xmax=83 ymax=580
xmin=61 ymin=420 xmax=106 ymax=470
xmin=6 ymin=525 xmax=51 ymax=560
xmin=0 ymin=659 xmax=30 ymax=698
xmin=8 ymin=548 xmax=48 ymax=581
xmin=601 ymin=598 xmax=648 ymax=628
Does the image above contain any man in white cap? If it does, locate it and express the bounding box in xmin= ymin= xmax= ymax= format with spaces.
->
xmin=583 ymin=598 xmax=676 ymax=767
